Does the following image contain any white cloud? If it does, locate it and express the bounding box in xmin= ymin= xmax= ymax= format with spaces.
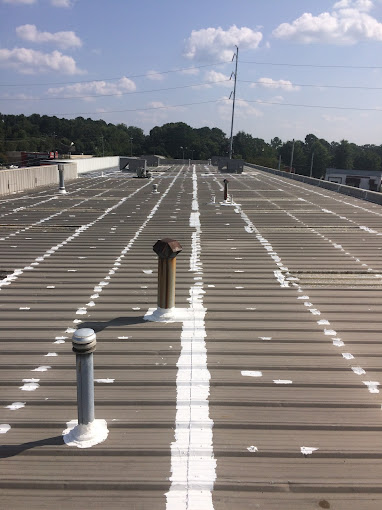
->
xmin=1 ymin=92 xmax=37 ymax=100
xmin=273 ymin=0 xmax=382 ymax=44
xmin=251 ymin=77 xmax=300 ymax=91
xmin=184 ymin=25 xmax=263 ymax=61
xmin=205 ymin=70 xmax=232 ymax=87
xmin=137 ymin=101 xmax=185 ymax=124
xmin=0 ymin=47 xmax=83 ymax=74
xmin=333 ymin=0 xmax=373 ymax=11
xmin=2 ymin=0 xmax=36 ymax=4
xmin=3 ymin=0 xmax=75 ymax=5
xmin=47 ymin=76 xmax=136 ymax=100
xmin=144 ymin=101 xmax=185 ymax=112
xmin=322 ymin=114 xmax=348 ymax=122
xmin=146 ymin=70 xmax=165 ymax=81
xmin=50 ymin=0 xmax=73 ymax=7
xmin=218 ymin=95 xmax=263 ymax=120
xmin=179 ymin=67 xmax=200 ymax=75
xmin=16 ymin=24 xmax=82 ymax=49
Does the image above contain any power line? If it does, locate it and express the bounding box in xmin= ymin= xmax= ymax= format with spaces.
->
xmin=242 ymin=98 xmax=382 ymax=112
xmin=0 ymin=78 xmax=231 ymax=101
xmin=239 ymin=79 xmax=382 ymax=91
xmin=2 ymin=97 xmax=381 ymax=122
xmin=240 ymin=61 xmax=382 ymax=70
xmin=38 ymin=98 xmax=226 ymax=117
xmin=0 ymin=61 xmax=231 ymax=88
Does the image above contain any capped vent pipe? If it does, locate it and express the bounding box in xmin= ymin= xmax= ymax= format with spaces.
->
xmin=153 ymin=238 xmax=182 ymax=309
xmin=72 ymin=328 xmax=97 ymax=425
xmin=58 ymin=164 xmax=67 ymax=194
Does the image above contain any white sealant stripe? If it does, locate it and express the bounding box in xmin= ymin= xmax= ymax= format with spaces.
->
xmin=257 ymin=171 xmax=382 ymax=219
xmin=221 ymin=174 xmax=373 ymax=397
xmin=0 ymin=178 xmax=155 ymax=291
xmin=3 ymin=172 xmax=173 ymax=416
xmin=166 ymin=165 xmax=216 ymax=509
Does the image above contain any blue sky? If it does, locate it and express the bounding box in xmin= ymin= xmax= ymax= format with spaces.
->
xmin=1 ymin=0 xmax=382 ymax=145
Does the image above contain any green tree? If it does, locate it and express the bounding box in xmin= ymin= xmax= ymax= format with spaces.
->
xmin=333 ymin=140 xmax=354 ymax=169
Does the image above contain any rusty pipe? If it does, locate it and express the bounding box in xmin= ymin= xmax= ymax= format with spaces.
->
xmin=157 ymin=257 xmax=177 ymax=309
xmin=153 ymin=238 xmax=182 ymax=310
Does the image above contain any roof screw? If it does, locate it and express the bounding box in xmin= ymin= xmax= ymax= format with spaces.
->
xmin=58 ymin=164 xmax=67 ymax=194
xmin=223 ymin=178 xmax=229 ymax=201
xmin=153 ymin=238 xmax=182 ymax=309
xmin=72 ymin=328 xmax=97 ymax=425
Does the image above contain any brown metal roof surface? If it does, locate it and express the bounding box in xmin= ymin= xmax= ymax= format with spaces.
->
xmin=1 ymin=165 xmax=382 ymax=509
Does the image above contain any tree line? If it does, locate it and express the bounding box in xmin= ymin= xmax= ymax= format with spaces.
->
xmin=1 ymin=113 xmax=381 ymax=177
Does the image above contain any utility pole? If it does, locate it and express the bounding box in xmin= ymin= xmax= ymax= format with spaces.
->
xmin=310 ymin=151 xmax=315 ymax=178
xmin=130 ymin=137 xmax=133 ymax=157
xmin=229 ymin=45 xmax=239 ymax=160
xmin=289 ymin=138 xmax=295 ymax=173
xmin=278 ymin=154 xmax=281 ymax=171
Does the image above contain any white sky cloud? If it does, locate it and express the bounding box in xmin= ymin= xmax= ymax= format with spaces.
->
xmin=1 ymin=92 xmax=37 ymax=100
xmin=137 ymin=101 xmax=185 ymax=125
xmin=0 ymin=47 xmax=82 ymax=74
xmin=16 ymin=24 xmax=82 ymax=49
xmin=322 ymin=113 xmax=348 ymax=122
xmin=251 ymin=77 xmax=300 ymax=91
xmin=2 ymin=0 xmax=36 ymax=4
xmin=218 ymin=95 xmax=263 ymax=120
xmin=273 ymin=0 xmax=382 ymax=44
xmin=179 ymin=67 xmax=200 ymax=76
xmin=146 ymin=70 xmax=165 ymax=81
xmin=256 ymin=95 xmax=285 ymax=105
xmin=47 ymin=77 xmax=136 ymax=100
xmin=3 ymin=0 xmax=74 ymax=4
xmin=184 ymin=25 xmax=263 ymax=61
xmin=205 ymin=70 xmax=232 ymax=87
xmin=50 ymin=0 xmax=74 ymax=7
xmin=333 ymin=0 xmax=373 ymax=11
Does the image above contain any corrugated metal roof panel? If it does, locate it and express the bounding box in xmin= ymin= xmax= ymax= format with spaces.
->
xmin=1 ymin=165 xmax=382 ymax=509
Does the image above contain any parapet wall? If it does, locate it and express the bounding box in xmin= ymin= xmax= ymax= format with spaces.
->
xmin=59 ymin=156 xmax=120 ymax=174
xmin=246 ymin=163 xmax=382 ymax=206
xmin=0 ymin=163 xmax=77 ymax=196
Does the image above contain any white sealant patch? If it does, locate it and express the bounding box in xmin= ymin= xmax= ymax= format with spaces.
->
xmin=242 ymin=371 xmax=263 ymax=377
xmin=63 ymin=419 xmax=109 ymax=448
xmin=166 ymin=165 xmax=216 ymax=510
xmin=247 ymin=446 xmax=258 ymax=453
xmin=6 ymin=402 xmax=26 ymax=410
xmin=301 ymin=446 xmax=319 ymax=455
xmin=363 ymin=381 xmax=380 ymax=393
xmin=31 ymin=365 xmax=51 ymax=372
xmin=19 ymin=378 xmax=40 ymax=391
xmin=274 ymin=379 xmax=292 ymax=384
xmin=0 ymin=424 xmax=11 ymax=434
xmin=352 ymin=367 xmax=366 ymax=375
xmin=95 ymin=378 xmax=115 ymax=384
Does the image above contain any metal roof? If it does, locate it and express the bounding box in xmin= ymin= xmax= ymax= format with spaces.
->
xmin=1 ymin=164 xmax=382 ymax=509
